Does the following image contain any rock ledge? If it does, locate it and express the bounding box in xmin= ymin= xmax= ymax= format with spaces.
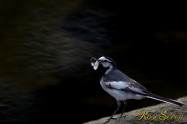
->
xmin=84 ymin=96 xmax=187 ymax=124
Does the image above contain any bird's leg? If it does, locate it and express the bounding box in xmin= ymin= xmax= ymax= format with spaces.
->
xmin=103 ymin=101 xmax=122 ymax=124
xmin=120 ymin=101 xmax=127 ymax=118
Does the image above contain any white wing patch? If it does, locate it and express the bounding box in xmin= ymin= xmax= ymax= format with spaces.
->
xmin=105 ymin=81 xmax=129 ymax=89
xmin=105 ymin=81 xmax=146 ymax=94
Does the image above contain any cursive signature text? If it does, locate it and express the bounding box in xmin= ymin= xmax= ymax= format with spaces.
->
xmin=134 ymin=109 xmax=184 ymax=122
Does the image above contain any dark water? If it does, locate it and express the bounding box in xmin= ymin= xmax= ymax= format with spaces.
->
xmin=0 ymin=0 xmax=187 ymax=124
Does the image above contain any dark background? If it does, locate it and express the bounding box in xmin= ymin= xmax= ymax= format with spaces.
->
xmin=0 ymin=0 xmax=187 ymax=124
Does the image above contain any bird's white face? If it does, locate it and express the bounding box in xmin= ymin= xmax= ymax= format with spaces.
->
xmin=91 ymin=56 xmax=112 ymax=70
xmin=98 ymin=56 xmax=112 ymax=68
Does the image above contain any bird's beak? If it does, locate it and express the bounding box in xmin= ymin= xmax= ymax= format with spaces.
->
xmin=90 ymin=57 xmax=97 ymax=66
xmin=91 ymin=62 xmax=95 ymax=67
xmin=90 ymin=57 xmax=100 ymax=70
xmin=93 ymin=60 xmax=99 ymax=70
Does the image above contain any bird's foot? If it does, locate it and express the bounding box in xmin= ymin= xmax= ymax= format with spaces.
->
xmin=111 ymin=117 xmax=118 ymax=120
xmin=103 ymin=116 xmax=123 ymax=124
xmin=103 ymin=119 xmax=110 ymax=124
xmin=120 ymin=114 xmax=127 ymax=118
xmin=103 ymin=117 xmax=117 ymax=124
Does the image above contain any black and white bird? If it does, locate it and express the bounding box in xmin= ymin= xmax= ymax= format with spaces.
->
xmin=90 ymin=56 xmax=184 ymax=123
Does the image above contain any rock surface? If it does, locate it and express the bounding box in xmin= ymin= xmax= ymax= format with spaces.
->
xmin=84 ymin=96 xmax=187 ymax=124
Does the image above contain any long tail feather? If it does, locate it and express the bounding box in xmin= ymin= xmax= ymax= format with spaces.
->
xmin=147 ymin=93 xmax=184 ymax=106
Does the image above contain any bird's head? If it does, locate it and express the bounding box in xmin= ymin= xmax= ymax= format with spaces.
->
xmin=90 ymin=56 xmax=116 ymax=74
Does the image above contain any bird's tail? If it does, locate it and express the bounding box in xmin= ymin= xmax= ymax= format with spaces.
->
xmin=147 ymin=93 xmax=184 ymax=106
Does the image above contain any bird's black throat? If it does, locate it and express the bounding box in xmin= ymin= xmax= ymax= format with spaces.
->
xmin=98 ymin=64 xmax=110 ymax=76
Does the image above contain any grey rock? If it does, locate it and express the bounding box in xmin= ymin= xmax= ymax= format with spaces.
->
xmin=84 ymin=96 xmax=187 ymax=124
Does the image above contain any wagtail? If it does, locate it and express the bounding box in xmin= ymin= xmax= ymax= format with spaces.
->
xmin=90 ymin=56 xmax=184 ymax=123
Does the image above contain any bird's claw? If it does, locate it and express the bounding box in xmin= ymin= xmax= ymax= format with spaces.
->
xmin=103 ymin=116 xmax=122 ymax=124
xmin=120 ymin=114 xmax=127 ymax=118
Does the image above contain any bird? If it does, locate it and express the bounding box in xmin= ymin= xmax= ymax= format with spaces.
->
xmin=90 ymin=56 xmax=184 ymax=123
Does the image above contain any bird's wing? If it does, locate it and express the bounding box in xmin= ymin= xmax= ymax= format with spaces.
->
xmin=105 ymin=80 xmax=150 ymax=95
xmin=103 ymin=69 xmax=150 ymax=95
xmin=128 ymin=79 xmax=150 ymax=95
xmin=105 ymin=81 xmax=129 ymax=89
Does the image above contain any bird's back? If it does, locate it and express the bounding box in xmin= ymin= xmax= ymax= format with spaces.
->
xmin=103 ymin=69 xmax=148 ymax=92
